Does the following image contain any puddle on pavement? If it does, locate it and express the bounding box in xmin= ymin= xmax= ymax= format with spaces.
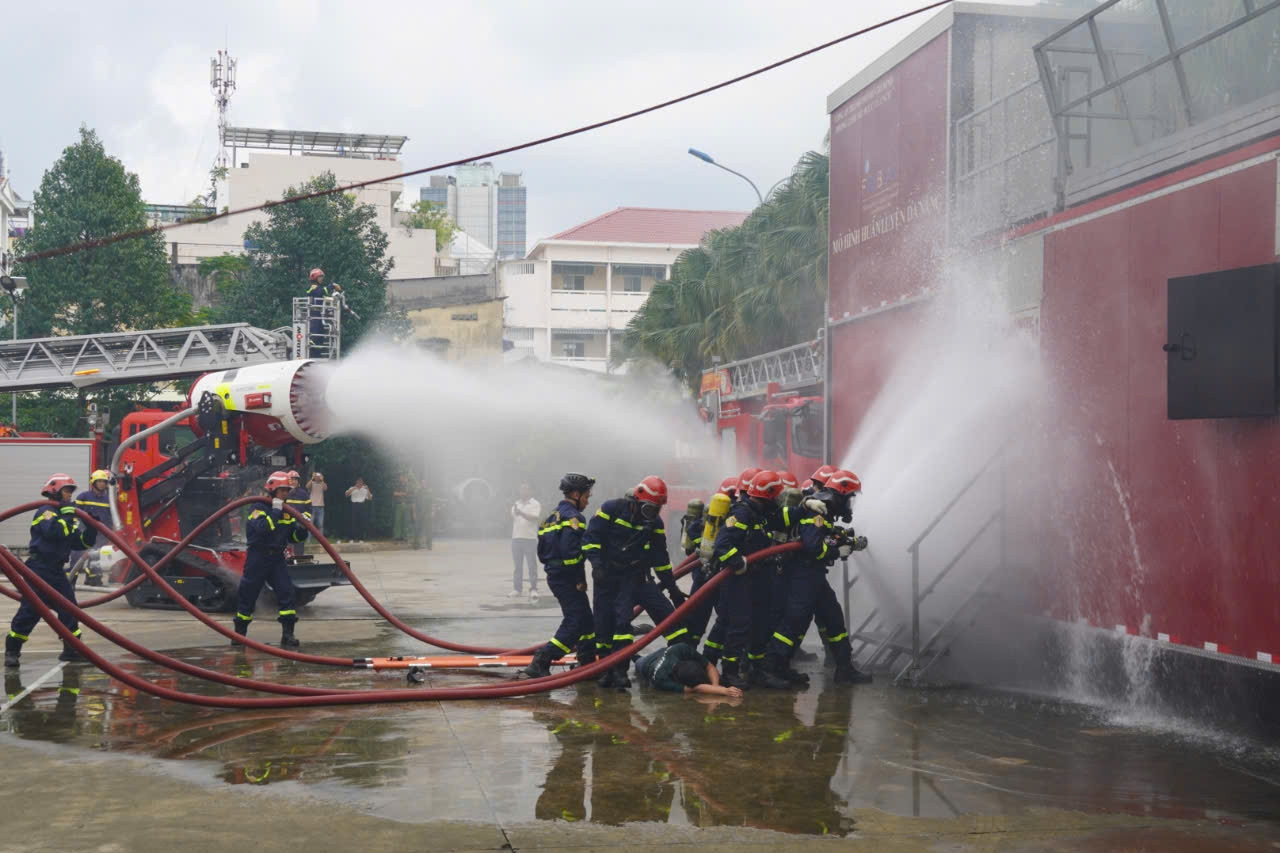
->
xmin=3 ymin=637 xmax=1280 ymax=838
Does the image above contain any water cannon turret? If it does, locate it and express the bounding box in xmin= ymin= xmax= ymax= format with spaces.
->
xmin=189 ymin=359 xmax=330 ymax=448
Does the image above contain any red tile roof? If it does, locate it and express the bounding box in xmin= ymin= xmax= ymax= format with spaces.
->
xmin=547 ymin=207 xmax=749 ymax=245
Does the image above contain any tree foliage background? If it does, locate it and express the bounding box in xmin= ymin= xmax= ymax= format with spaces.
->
xmin=8 ymin=126 xmax=195 ymax=434
xmin=616 ymin=150 xmax=829 ymax=395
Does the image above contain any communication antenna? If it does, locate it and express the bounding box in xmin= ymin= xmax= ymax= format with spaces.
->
xmin=208 ymin=49 xmax=237 ymax=207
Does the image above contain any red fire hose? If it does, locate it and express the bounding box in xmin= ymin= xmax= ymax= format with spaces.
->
xmin=0 ymin=539 xmax=798 ymax=707
xmin=0 ymin=498 xmax=701 ymax=663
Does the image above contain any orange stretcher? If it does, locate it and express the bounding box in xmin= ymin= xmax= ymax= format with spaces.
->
xmin=357 ymin=654 xmax=578 ymax=671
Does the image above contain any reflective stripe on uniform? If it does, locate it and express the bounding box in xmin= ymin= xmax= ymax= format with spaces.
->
xmin=8 ymin=630 xmax=28 ymax=641
xmin=550 ymin=636 xmax=572 ymax=654
xmin=748 ymin=652 xmax=764 ymax=661
xmin=75 ymin=500 xmax=110 ymax=508
xmin=826 ymin=632 xmax=849 ymax=644
xmin=664 ymin=627 xmax=689 ymax=642
xmin=248 ymin=509 xmax=276 ymax=530
xmin=278 ymin=609 xmax=296 ymax=617
xmin=235 ymin=612 xmax=254 ymax=622
xmin=718 ymin=547 xmax=739 ymax=563
xmin=652 ymin=563 xmax=673 ymax=573
xmin=578 ymin=632 xmax=595 ymax=643
xmin=772 ymin=631 xmax=795 ymax=646
xmin=580 ymin=543 xmax=601 ymax=551
xmin=612 ymin=633 xmax=634 ymax=643
xmin=704 ymin=639 xmax=724 ymax=650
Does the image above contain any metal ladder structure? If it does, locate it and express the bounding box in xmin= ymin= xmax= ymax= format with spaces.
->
xmin=843 ymin=443 xmax=1010 ymax=684
xmin=0 ymin=324 xmax=292 ymax=393
xmin=706 ymin=339 xmax=823 ymax=412
xmin=0 ymin=300 xmax=343 ymax=394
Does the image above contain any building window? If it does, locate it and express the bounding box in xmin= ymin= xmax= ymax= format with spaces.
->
xmin=450 ymin=312 xmax=478 ymax=321
xmin=623 ymin=275 xmax=642 ymax=293
xmin=510 ymin=262 xmax=535 ymax=275
xmin=560 ymin=340 xmax=585 ymax=359
xmin=561 ymin=274 xmax=585 ymax=291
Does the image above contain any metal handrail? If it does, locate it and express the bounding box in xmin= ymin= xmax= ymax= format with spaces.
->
xmin=908 ymin=443 xmax=1006 ymax=550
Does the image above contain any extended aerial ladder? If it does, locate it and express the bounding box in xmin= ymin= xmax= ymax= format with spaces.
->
xmin=702 ymin=339 xmax=823 ymax=416
xmin=0 ymin=297 xmax=341 ymax=393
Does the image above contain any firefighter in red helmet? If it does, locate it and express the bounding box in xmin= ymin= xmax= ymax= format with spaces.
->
xmin=582 ymin=476 xmax=692 ymax=688
xmin=6 ymin=474 xmax=98 ymax=668
xmin=709 ymin=470 xmax=784 ymax=689
xmin=306 ymin=268 xmax=333 ymax=357
xmin=233 ymin=471 xmax=308 ymax=649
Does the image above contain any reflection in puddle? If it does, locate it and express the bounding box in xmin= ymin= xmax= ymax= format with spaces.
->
xmin=3 ymin=646 xmax=1280 ymax=838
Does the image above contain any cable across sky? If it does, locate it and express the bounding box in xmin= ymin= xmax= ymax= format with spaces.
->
xmin=13 ymin=0 xmax=952 ymax=266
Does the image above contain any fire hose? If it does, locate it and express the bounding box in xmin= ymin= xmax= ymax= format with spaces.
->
xmin=0 ymin=535 xmax=799 ymax=707
xmin=0 ymin=498 xmax=702 ymax=662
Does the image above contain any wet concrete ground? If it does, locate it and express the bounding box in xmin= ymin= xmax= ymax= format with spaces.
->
xmin=2 ymin=539 xmax=1279 ymax=852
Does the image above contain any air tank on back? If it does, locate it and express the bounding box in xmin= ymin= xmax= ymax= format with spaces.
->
xmin=188 ymin=359 xmax=331 ymax=448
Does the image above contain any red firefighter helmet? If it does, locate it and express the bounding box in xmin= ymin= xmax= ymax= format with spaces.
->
xmin=309 ymin=268 xmax=325 ymax=282
xmin=718 ymin=476 xmax=739 ymax=495
xmin=634 ymin=476 xmax=668 ymax=506
xmin=778 ymin=471 xmax=799 ymax=490
xmin=736 ymin=467 xmax=763 ymax=493
xmin=265 ymin=471 xmax=293 ymax=492
xmin=746 ymin=470 xmax=784 ymax=501
xmin=41 ymin=473 xmax=77 ymax=498
xmin=826 ymin=469 xmax=862 ymax=496
xmin=809 ymin=464 xmax=836 ymax=487
xmin=287 ymin=470 xmax=301 ymax=479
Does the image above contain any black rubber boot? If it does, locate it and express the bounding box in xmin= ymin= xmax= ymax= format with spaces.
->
xmin=702 ymin=646 xmax=722 ymax=666
xmin=611 ymin=663 xmax=632 ymax=689
xmin=519 ymin=646 xmax=554 ymax=679
xmin=231 ymin=619 xmax=249 ymax=647
xmin=279 ymin=620 xmax=301 ymax=649
xmin=785 ymin=665 xmax=811 ymax=687
xmin=58 ymin=641 xmax=87 ymax=663
xmin=597 ymin=668 xmax=617 ymax=688
xmin=832 ymin=640 xmax=872 ymax=684
xmin=574 ymin=645 xmax=596 ymax=668
xmin=719 ymin=660 xmax=751 ymax=690
xmin=4 ymin=634 xmax=22 ymax=668
xmin=756 ymin=656 xmax=794 ymax=690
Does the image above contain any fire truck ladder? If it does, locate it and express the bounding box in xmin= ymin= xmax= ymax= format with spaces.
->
xmin=713 ymin=339 xmax=823 ymax=404
xmin=0 ymin=324 xmax=292 ymax=393
xmin=844 ymin=443 xmax=1010 ymax=685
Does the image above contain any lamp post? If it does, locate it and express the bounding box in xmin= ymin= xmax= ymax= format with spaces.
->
xmin=687 ymin=148 xmax=764 ymax=205
xmin=0 ymin=265 xmax=26 ymax=427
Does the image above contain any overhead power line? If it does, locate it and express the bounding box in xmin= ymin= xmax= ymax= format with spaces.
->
xmin=15 ymin=0 xmax=952 ymax=266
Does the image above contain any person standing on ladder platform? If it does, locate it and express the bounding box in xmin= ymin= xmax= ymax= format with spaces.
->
xmin=306 ymin=268 xmax=332 ymax=358
xmin=519 ymin=473 xmax=597 ymax=679
xmin=233 ymin=472 xmax=308 ymax=649
xmin=6 ymin=474 xmax=97 ymax=668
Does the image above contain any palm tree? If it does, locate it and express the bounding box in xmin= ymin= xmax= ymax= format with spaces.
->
xmin=615 ymin=150 xmax=829 ymax=395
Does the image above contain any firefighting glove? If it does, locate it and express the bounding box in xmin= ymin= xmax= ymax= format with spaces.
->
xmin=837 ymin=541 xmax=854 ymax=559
xmin=852 ymin=535 xmax=868 ymax=551
xmin=272 ymin=498 xmax=285 ymax=511
xmin=804 ymin=498 xmax=829 ymax=516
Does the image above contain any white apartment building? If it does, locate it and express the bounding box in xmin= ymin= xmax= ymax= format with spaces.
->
xmin=167 ymin=128 xmax=436 ymax=279
xmin=502 ymin=207 xmax=747 ymax=373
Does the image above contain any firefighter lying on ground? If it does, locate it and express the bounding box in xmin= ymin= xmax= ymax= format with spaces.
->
xmin=6 ymin=473 xmax=97 ymax=668
xmin=233 ymin=471 xmax=308 ymax=649
xmin=635 ymin=642 xmax=743 ymax=698
xmin=519 ymin=473 xmax=598 ymax=680
xmin=583 ymin=476 xmax=691 ymax=690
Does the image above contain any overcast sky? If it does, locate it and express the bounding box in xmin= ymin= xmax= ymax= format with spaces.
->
xmin=3 ymin=0 xmax=1032 ymax=246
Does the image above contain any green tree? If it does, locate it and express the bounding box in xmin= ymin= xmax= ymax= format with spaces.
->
xmin=210 ymin=172 xmax=394 ymax=349
xmin=13 ymin=126 xmax=193 ymax=336
xmin=403 ymin=200 xmax=458 ymax=251
xmin=617 ymin=149 xmax=829 ymax=394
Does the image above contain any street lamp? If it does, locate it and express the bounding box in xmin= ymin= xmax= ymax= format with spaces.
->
xmin=0 ymin=269 xmax=27 ymax=427
xmin=687 ymin=148 xmax=764 ymax=205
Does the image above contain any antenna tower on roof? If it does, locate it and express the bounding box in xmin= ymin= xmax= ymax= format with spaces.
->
xmin=208 ymin=49 xmax=237 ymax=207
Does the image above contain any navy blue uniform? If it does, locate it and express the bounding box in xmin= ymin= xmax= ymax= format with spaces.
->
xmin=306 ymin=281 xmax=332 ymax=356
xmin=9 ymin=503 xmax=97 ymax=645
xmin=536 ymin=500 xmax=595 ymax=662
xmin=582 ymin=497 xmax=684 ymax=657
xmin=765 ymin=505 xmax=842 ymax=660
xmin=234 ymin=504 xmax=307 ymax=629
xmin=70 ymin=487 xmax=113 ymax=580
xmin=710 ymin=498 xmax=774 ymax=672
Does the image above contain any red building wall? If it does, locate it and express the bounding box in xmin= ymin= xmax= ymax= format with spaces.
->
xmin=1039 ymin=156 xmax=1280 ymax=659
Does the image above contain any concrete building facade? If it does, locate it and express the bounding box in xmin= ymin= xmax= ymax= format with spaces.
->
xmin=167 ymin=129 xmax=436 ymax=280
xmin=421 ymin=163 xmax=526 ymax=259
xmin=388 ymin=273 xmax=504 ymax=363
xmin=501 ymin=207 xmax=747 ymax=373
